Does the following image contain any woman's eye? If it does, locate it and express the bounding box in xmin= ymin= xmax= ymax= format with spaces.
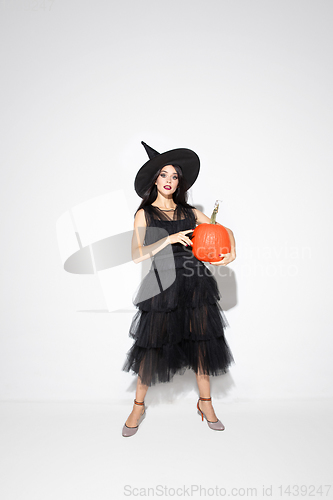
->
xmin=160 ymin=173 xmax=178 ymax=180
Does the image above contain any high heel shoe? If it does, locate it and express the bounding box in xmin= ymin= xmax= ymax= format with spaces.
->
xmin=197 ymin=396 xmax=225 ymax=431
xmin=122 ymin=399 xmax=146 ymax=437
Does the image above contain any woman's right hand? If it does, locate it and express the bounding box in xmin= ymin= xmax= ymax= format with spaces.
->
xmin=167 ymin=229 xmax=194 ymax=247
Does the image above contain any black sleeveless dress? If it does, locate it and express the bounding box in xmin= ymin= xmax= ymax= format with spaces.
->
xmin=122 ymin=203 xmax=234 ymax=387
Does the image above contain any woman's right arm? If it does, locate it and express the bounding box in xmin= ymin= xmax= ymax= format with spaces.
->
xmin=131 ymin=209 xmax=194 ymax=264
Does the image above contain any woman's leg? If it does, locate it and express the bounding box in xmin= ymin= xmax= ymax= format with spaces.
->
xmin=195 ymin=371 xmax=218 ymax=422
xmin=125 ymin=370 xmax=149 ymax=427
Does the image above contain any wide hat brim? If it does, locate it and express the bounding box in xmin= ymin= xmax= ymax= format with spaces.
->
xmin=134 ymin=148 xmax=200 ymax=198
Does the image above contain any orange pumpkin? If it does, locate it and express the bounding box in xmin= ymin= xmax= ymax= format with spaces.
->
xmin=191 ymin=200 xmax=231 ymax=263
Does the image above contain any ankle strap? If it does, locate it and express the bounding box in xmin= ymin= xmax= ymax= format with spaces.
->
xmin=199 ymin=397 xmax=211 ymax=401
xmin=134 ymin=399 xmax=144 ymax=405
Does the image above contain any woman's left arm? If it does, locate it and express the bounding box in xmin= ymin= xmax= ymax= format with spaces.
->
xmin=193 ymin=208 xmax=236 ymax=266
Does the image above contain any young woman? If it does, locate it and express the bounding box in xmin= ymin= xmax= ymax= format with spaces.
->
xmin=122 ymin=141 xmax=236 ymax=436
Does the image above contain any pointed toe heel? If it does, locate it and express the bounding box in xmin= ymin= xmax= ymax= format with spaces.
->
xmin=197 ymin=396 xmax=225 ymax=431
xmin=122 ymin=399 xmax=146 ymax=437
xmin=207 ymin=418 xmax=225 ymax=431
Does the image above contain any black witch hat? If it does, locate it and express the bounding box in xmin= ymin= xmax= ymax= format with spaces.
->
xmin=134 ymin=141 xmax=200 ymax=198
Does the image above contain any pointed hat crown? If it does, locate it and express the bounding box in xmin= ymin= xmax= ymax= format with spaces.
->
xmin=141 ymin=141 xmax=160 ymax=159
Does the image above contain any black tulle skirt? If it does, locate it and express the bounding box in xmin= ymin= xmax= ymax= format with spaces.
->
xmin=122 ymin=255 xmax=234 ymax=387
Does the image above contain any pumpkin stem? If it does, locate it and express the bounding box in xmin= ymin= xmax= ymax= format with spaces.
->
xmin=210 ymin=199 xmax=221 ymax=224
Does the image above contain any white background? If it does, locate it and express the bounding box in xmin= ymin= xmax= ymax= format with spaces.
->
xmin=1 ymin=0 xmax=332 ymax=404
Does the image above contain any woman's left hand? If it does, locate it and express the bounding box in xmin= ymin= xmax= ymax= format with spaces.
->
xmin=209 ymin=252 xmax=236 ymax=266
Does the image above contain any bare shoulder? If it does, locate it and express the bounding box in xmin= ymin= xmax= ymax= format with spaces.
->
xmin=193 ymin=208 xmax=231 ymax=231
xmin=134 ymin=208 xmax=147 ymax=228
xmin=192 ymin=208 xmax=210 ymax=225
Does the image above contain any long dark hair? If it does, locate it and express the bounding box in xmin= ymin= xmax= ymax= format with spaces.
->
xmin=135 ymin=163 xmax=196 ymax=216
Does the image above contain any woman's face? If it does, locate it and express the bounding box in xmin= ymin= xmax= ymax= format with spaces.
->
xmin=155 ymin=165 xmax=179 ymax=195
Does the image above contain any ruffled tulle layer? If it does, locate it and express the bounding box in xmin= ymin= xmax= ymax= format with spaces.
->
xmin=132 ymin=254 xmax=228 ymax=313
xmin=122 ymin=262 xmax=234 ymax=387
xmin=122 ymin=335 xmax=234 ymax=386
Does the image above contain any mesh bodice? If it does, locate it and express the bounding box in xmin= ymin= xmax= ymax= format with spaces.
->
xmin=143 ymin=204 xmax=196 ymax=223
xmin=142 ymin=204 xmax=197 ymax=258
